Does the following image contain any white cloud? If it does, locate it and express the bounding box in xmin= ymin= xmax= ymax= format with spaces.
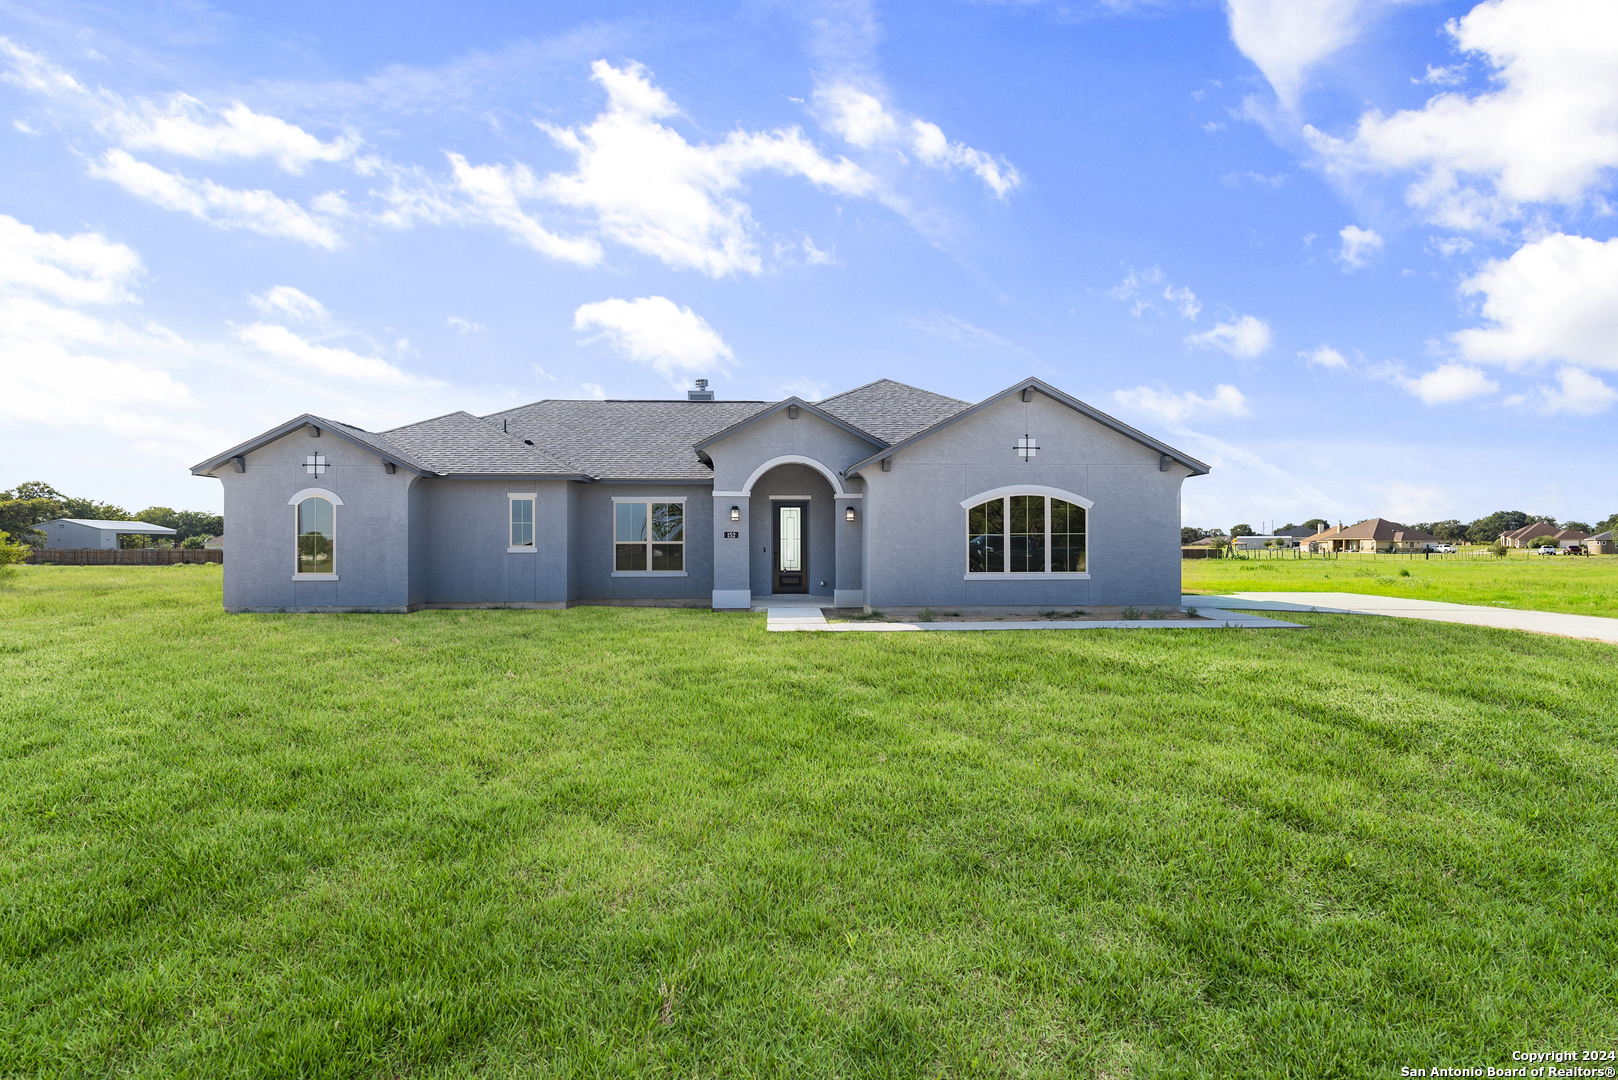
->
xmin=1225 ymin=0 xmax=1396 ymax=108
xmin=779 ymin=378 xmax=829 ymax=401
xmin=800 ymin=236 xmax=836 ymax=265
xmin=1109 ymin=266 xmax=1200 ymax=319
xmin=447 ymin=316 xmax=485 ymax=335
xmin=117 ymin=96 xmax=356 ymax=173
xmin=816 ymin=82 xmax=1021 ymax=197
xmin=1186 ymin=314 xmax=1273 ymax=358
xmin=1338 ymin=224 xmax=1383 ymax=269
xmin=236 ymin=322 xmax=439 ymax=387
xmin=535 ymin=61 xmax=877 ymax=276
xmin=1402 ymin=362 xmax=1498 ymax=404
xmin=440 ymin=153 xmax=602 ymax=265
xmin=1112 ymin=383 xmax=1251 ymax=424
xmin=1301 ymin=344 xmax=1349 ymax=368
xmin=573 ymin=296 xmax=733 ymax=378
xmin=580 ymin=382 xmax=607 ymax=400
xmin=0 ymin=213 xmax=142 ymax=304
xmin=1536 ymin=366 xmax=1618 ymax=415
xmin=250 ymin=285 xmax=328 ymax=323
xmin=1427 ymin=235 xmax=1474 ymax=257
xmin=1452 ymin=233 xmax=1618 ymax=372
xmin=1304 ymin=0 xmax=1618 ymax=229
xmin=90 ymin=150 xmax=341 ymax=248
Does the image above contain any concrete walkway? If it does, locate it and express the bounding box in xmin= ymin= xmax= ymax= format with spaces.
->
xmin=1188 ymin=592 xmax=1618 ymax=645
xmin=765 ymin=605 xmax=1305 ymax=633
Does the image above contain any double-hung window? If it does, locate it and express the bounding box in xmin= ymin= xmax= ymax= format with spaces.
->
xmin=508 ymin=494 xmax=535 ymax=552
xmin=966 ymin=491 xmax=1087 ymax=576
xmin=614 ymin=499 xmax=685 ymax=573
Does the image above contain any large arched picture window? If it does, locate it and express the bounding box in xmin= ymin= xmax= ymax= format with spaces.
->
xmin=296 ymin=497 xmax=335 ymax=575
xmin=967 ymin=493 xmax=1086 ymax=574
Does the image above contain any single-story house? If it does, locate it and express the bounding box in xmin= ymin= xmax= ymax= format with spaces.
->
xmin=1275 ymin=525 xmax=1317 ymax=540
xmin=203 ymin=535 xmax=226 ymax=551
xmin=190 ymin=377 xmax=1209 ymax=613
xmin=1232 ymin=534 xmax=1299 ymax=550
xmin=1587 ymin=530 xmax=1616 ymax=555
xmin=1552 ymin=527 xmax=1590 ymax=550
xmin=1303 ymin=518 xmax=1439 ymax=554
xmin=1500 ymin=521 xmax=1557 ymax=548
xmin=33 ymin=518 xmax=177 ymax=550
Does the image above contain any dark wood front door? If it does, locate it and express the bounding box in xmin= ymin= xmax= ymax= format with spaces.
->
xmin=772 ymin=502 xmax=808 ymax=593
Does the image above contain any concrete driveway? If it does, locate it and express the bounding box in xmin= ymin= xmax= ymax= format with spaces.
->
xmin=1187 ymin=592 xmax=1618 ymax=645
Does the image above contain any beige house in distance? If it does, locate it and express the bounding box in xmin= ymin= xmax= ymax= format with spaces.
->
xmin=1500 ymin=521 xmax=1558 ymax=548
xmin=1303 ymin=518 xmax=1440 ymax=554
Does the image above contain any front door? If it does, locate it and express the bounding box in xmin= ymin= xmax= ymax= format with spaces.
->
xmin=773 ymin=502 xmax=808 ymax=593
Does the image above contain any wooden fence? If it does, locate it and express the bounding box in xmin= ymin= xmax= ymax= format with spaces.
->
xmin=26 ymin=548 xmax=222 ymax=566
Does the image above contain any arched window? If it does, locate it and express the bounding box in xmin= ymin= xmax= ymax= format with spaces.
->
xmin=296 ymin=497 xmax=335 ymax=575
xmin=967 ymin=493 xmax=1086 ymax=574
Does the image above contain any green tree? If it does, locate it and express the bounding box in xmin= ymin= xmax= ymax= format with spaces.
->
xmin=1181 ymin=526 xmax=1208 ymax=544
xmin=1420 ymin=519 xmax=1468 ymax=543
xmin=180 ymin=535 xmax=207 ymax=550
xmin=1302 ymin=518 xmax=1330 ymax=531
xmin=1229 ymin=524 xmax=1256 ymax=538
xmin=1527 ymin=534 xmax=1559 ymax=548
xmin=1596 ymin=513 xmax=1618 ymax=534
xmin=1561 ymin=521 xmax=1592 ymax=534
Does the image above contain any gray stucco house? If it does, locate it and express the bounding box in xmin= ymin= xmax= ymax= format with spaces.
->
xmin=191 ymin=377 xmax=1208 ymax=613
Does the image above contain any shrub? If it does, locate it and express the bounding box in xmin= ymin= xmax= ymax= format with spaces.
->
xmin=1490 ymin=544 xmax=1508 ymax=558
xmin=181 ymin=535 xmax=207 ymax=550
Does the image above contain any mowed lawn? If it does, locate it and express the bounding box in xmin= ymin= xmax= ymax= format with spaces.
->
xmin=2 ymin=567 xmax=1615 ymax=1079
xmin=1184 ymin=552 xmax=1618 ymax=619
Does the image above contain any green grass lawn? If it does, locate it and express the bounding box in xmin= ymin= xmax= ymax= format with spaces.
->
xmin=2 ymin=566 xmax=1615 ymax=1078
xmin=1184 ymin=552 xmax=1618 ymax=618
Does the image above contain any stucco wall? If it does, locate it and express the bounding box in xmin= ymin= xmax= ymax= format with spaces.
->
xmin=861 ymin=393 xmax=1188 ymax=608
xmin=209 ymin=427 xmax=416 ymax=612
xmin=415 ymin=478 xmax=571 ymax=606
xmin=569 ymin=483 xmax=714 ymax=603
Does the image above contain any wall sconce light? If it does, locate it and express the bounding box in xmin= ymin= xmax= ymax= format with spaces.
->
xmin=730 ymin=505 xmax=741 ymax=522
xmin=845 ymin=506 xmax=856 ymax=523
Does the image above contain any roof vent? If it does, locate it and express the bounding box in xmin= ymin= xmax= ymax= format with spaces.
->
xmin=688 ymin=378 xmax=714 ymax=401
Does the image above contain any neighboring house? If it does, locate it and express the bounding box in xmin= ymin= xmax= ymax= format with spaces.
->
xmin=1275 ymin=525 xmax=1317 ymax=540
xmin=1552 ymin=527 xmax=1590 ymax=550
xmin=1500 ymin=521 xmax=1558 ymax=548
xmin=33 ymin=519 xmax=177 ymax=550
xmin=1587 ymin=531 xmax=1616 ymax=555
xmin=1232 ymin=534 xmax=1299 ymax=550
xmin=203 ymin=535 xmax=226 ymax=551
xmin=190 ymin=377 xmax=1209 ymax=613
xmin=1303 ymin=518 xmax=1439 ymax=553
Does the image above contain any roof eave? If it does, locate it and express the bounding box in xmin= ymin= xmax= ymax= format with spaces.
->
xmin=190 ymin=415 xmax=434 ymax=477
xmin=691 ymin=397 xmax=886 ymax=454
xmin=842 ymin=376 xmax=1211 ymax=478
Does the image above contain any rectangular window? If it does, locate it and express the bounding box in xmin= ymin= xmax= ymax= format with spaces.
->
xmin=510 ymin=498 xmax=534 ymax=548
xmin=1050 ymin=498 xmax=1086 ymax=573
xmin=614 ymin=500 xmax=683 ymax=572
xmin=968 ymin=499 xmax=1004 ymax=573
xmin=1009 ymin=494 xmax=1045 ymax=573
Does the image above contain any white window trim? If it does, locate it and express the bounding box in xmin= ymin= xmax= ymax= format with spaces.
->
xmin=508 ymin=493 xmax=537 ymax=552
xmin=612 ymin=496 xmax=688 ymax=575
xmin=768 ymin=494 xmax=813 ymax=500
xmin=292 ymin=495 xmax=338 ymax=579
xmin=962 ymin=490 xmax=1091 ymax=579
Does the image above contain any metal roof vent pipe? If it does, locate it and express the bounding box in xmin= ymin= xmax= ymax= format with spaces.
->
xmin=688 ymin=379 xmax=715 ymax=401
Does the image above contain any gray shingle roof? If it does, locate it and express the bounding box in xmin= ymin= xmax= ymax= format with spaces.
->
xmin=382 ymin=412 xmax=584 ymax=476
xmin=314 ymin=416 xmax=438 ymax=475
xmin=485 ymin=399 xmax=771 ymax=481
xmin=815 ymin=379 xmax=972 ymax=445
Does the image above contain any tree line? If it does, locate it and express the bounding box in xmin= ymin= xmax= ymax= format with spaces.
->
xmin=1183 ymin=510 xmax=1618 ymax=548
xmin=0 ymin=482 xmax=223 ymax=550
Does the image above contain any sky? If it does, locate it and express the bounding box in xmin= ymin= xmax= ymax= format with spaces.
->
xmin=1 ymin=0 xmax=1615 ymax=530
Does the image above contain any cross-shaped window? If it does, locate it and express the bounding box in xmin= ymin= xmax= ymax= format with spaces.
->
xmin=304 ymin=454 xmax=329 ymax=475
xmin=1014 ymin=436 xmax=1039 ymax=461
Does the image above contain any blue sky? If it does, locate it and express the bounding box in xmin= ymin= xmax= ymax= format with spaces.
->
xmin=2 ymin=0 xmax=1615 ymax=529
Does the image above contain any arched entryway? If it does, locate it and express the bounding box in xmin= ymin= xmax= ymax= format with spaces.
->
xmin=748 ymin=463 xmax=836 ymax=598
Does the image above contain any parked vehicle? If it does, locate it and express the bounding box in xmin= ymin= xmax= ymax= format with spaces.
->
xmin=1433 ymin=544 xmax=1455 ymax=553
xmin=1536 ymin=545 xmax=1560 ymax=555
